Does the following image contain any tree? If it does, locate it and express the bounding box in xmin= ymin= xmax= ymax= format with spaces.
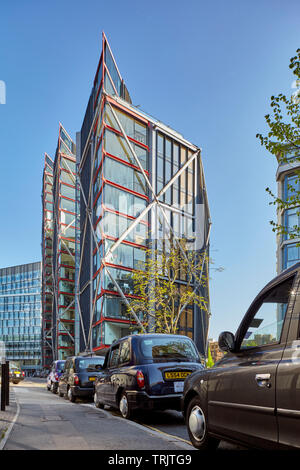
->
xmin=206 ymin=345 xmax=214 ymax=368
xmin=256 ymin=49 xmax=300 ymax=239
xmin=127 ymin=238 xmax=209 ymax=335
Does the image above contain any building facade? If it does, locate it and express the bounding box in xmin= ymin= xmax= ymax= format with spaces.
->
xmin=41 ymin=124 xmax=79 ymax=365
xmin=77 ymin=33 xmax=211 ymax=356
xmin=208 ymin=339 xmax=224 ymax=364
xmin=276 ymin=148 xmax=300 ymax=273
xmin=41 ymin=153 xmax=54 ymax=368
xmin=0 ymin=262 xmax=42 ymax=373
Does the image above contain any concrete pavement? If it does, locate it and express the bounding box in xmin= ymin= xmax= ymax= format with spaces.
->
xmin=2 ymin=378 xmax=194 ymax=451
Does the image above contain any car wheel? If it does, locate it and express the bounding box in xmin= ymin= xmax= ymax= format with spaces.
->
xmin=67 ymin=387 xmax=76 ymax=403
xmin=186 ymin=397 xmax=220 ymax=450
xmin=119 ymin=392 xmax=132 ymax=419
xmin=94 ymin=392 xmax=104 ymax=409
xmin=58 ymin=386 xmax=64 ymax=398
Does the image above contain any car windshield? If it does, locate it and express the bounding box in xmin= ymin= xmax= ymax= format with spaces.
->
xmin=75 ymin=357 xmax=104 ymax=372
xmin=56 ymin=362 xmax=65 ymax=372
xmin=140 ymin=337 xmax=200 ymax=363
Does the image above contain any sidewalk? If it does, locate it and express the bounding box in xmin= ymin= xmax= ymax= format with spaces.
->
xmin=0 ymin=387 xmax=18 ymax=450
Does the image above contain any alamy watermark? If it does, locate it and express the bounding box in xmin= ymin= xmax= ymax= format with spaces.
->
xmin=0 ymin=80 xmax=6 ymax=104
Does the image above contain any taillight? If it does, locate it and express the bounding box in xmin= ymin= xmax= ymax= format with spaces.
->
xmin=73 ymin=374 xmax=80 ymax=385
xmin=136 ymin=370 xmax=145 ymax=389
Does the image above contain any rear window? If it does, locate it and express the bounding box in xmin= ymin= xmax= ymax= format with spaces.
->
xmin=140 ymin=336 xmax=200 ymax=363
xmin=75 ymin=357 xmax=104 ymax=372
xmin=56 ymin=362 xmax=65 ymax=372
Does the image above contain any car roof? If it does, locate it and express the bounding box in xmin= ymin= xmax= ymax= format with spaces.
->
xmin=110 ymin=333 xmax=193 ymax=344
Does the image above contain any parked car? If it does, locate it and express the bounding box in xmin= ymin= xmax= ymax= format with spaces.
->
xmin=47 ymin=360 xmax=66 ymax=393
xmin=182 ymin=262 xmax=300 ymax=450
xmin=94 ymin=333 xmax=203 ymax=419
xmin=58 ymin=355 xmax=105 ymax=402
xmin=9 ymin=364 xmax=25 ymax=384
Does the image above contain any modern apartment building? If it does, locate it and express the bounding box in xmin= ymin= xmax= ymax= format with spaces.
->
xmin=77 ymin=33 xmax=211 ymax=356
xmin=276 ymin=148 xmax=300 ymax=272
xmin=41 ymin=153 xmax=54 ymax=368
xmin=41 ymin=124 xmax=79 ymax=364
xmin=0 ymin=262 xmax=42 ymax=373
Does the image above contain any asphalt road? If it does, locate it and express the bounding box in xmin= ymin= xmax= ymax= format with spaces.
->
xmin=4 ymin=378 xmax=245 ymax=451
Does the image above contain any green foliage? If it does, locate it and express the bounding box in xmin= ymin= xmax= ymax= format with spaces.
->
xmin=206 ymin=345 xmax=214 ymax=368
xmin=256 ymin=49 xmax=300 ymax=239
xmin=127 ymin=238 xmax=209 ymax=334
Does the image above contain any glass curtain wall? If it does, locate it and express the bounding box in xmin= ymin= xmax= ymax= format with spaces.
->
xmin=0 ymin=263 xmax=42 ymax=373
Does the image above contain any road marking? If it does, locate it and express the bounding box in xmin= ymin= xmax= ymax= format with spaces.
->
xmin=81 ymin=403 xmax=194 ymax=450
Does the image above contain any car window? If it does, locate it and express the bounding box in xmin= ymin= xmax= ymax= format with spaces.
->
xmin=75 ymin=357 xmax=104 ymax=372
xmin=108 ymin=346 xmax=120 ymax=368
xmin=118 ymin=341 xmax=130 ymax=366
xmin=140 ymin=336 xmax=200 ymax=362
xmin=56 ymin=362 xmax=65 ymax=372
xmin=240 ymin=275 xmax=295 ymax=349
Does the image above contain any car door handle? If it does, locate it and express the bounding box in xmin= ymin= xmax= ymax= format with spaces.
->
xmin=255 ymin=373 xmax=271 ymax=388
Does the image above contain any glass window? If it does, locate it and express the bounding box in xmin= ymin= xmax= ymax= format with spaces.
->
xmin=139 ymin=336 xmax=200 ymax=363
xmin=241 ymin=275 xmax=295 ymax=349
xmin=104 ymin=157 xmax=147 ymax=195
xmin=284 ymin=208 xmax=300 ymax=240
xmin=108 ymin=345 xmax=120 ymax=368
xmin=105 ymin=46 xmax=122 ymax=96
xmin=118 ymin=340 xmax=131 ymax=365
xmin=284 ymin=174 xmax=300 ymax=201
xmin=104 ymin=184 xmax=147 ymax=218
xmin=157 ymin=134 xmax=164 ymax=156
xmin=284 ymin=243 xmax=300 ymax=269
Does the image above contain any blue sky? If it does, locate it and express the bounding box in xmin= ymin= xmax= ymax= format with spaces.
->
xmin=0 ymin=0 xmax=299 ymax=339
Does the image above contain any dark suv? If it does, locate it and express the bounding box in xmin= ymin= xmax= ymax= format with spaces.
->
xmin=182 ymin=262 xmax=300 ymax=450
xmin=58 ymin=355 xmax=105 ymax=402
xmin=94 ymin=333 xmax=203 ymax=419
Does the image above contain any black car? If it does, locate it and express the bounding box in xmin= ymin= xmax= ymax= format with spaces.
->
xmin=181 ymin=262 xmax=300 ymax=450
xmin=94 ymin=333 xmax=203 ymax=419
xmin=9 ymin=364 xmax=25 ymax=384
xmin=58 ymin=355 xmax=105 ymax=402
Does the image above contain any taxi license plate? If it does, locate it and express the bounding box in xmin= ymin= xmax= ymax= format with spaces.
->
xmin=89 ymin=377 xmax=96 ymax=381
xmin=164 ymin=371 xmax=191 ymax=380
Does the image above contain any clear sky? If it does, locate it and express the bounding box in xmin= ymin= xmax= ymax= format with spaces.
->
xmin=0 ymin=0 xmax=299 ymax=340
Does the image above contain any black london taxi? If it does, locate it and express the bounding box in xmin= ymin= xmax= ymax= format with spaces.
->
xmin=182 ymin=261 xmax=300 ymax=450
xmin=94 ymin=333 xmax=203 ymax=419
xmin=58 ymin=355 xmax=104 ymax=402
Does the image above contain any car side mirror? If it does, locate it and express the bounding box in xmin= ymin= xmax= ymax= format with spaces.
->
xmin=218 ymin=331 xmax=235 ymax=352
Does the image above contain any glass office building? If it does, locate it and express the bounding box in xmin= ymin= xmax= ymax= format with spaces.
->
xmin=77 ymin=33 xmax=211 ymax=356
xmin=0 ymin=262 xmax=42 ymax=373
